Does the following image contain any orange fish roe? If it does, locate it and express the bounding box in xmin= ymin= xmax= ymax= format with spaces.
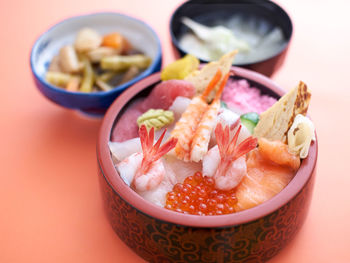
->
xmin=165 ymin=172 xmax=237 ymax=216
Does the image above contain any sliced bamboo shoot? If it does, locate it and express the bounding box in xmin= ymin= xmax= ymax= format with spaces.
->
xmin=101 ymin=55 xmax=151 ymax=71
xmin=87 ymin=47 xmax=120 ymax=63
xmin=96 ymin=79 xmax=113 ymax=91
xmin=80 ymin=59 xmax=94 ymax=93
xmin=59 ymin=45 xmax=81 ymax=73
xmin=46 ymin=71 xmax=72 ymax=87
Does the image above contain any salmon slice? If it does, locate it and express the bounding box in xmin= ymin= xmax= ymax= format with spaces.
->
xmin=234 ymin=139 xmax=300 ymax=212
xmin=258 ymin=138 xmax=300 ymax=171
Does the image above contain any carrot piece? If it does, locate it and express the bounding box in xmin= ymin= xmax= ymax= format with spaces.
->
xmin=101 ymin=33 xmax=131 ymax=53
xmin=66 ymin=77 xmax=81 ymax=92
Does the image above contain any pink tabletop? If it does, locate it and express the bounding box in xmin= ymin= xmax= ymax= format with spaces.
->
xmin=1 ymin=0 xmax=349 ymax=262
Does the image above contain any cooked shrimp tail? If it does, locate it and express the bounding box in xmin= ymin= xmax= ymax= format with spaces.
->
xmin=131 ymin=125 xmax=178 ymax=192
xmin=154 ymin=130 xmax=178 ymax=160
xmin=236 ymin=136 xmax=260 ymax=160
xmin=230 ymin=118 xmax=240 ymax=131
xmin=213 ymin=123 xmax=257 ymax=191
xmin=138 ymin=125 xmax=177 ymax=174
xmin=215 ymin=123 xmax=229 ymax=158
xmin=216 ymin=123 xmax=257 ymax=162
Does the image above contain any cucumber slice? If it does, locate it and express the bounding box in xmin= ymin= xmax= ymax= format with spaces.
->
xmin=220 ymin=101 xmax=228 ymax=109
xmin=240 ymin=112 xmax=259 ymax=134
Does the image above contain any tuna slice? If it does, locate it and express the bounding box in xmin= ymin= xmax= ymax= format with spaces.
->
xmin=111 ymin=80 xmax=195 ymax=142
xmin=141 ymin=80 xmax=195 ymax=110
xmin=111 ymin=99 xmax=144 ymax=142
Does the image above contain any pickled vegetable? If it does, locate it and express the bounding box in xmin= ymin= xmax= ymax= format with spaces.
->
xmin=101 ymin=55 xmax=152 ymax=71
xmin=161 ymin=54 xmax=199 ymax=81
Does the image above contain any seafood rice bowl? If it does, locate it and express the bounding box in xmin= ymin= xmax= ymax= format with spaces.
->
xmin=98 ymin=51 xmax=317 ymax=262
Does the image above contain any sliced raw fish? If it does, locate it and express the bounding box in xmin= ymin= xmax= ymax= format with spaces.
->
xmin=258 ymin=138 xmax=300 ymax=171
xmin=111 ymin=99 xmax=144 ymax=142
xmin=108 ymin=137 xmax=141 ymax=162
xmin=163 ymin=155 xmax=202 ymax=183
xmin=138 ymin=165 xmax=177 ymax=207
xmin=234 ymin=139 xmax=300 ymax=211
xmin=116 ymin=152 xmax=142 ymax=186
xmin=202 ymin=145 xmax=220 ymax=177
xmin=168 ymin=96 xmax=192 ymax=121
xmin=209 ymin=108 xmax=251 ymax=148
xmin=139 ymin=180 xmax=174 ymax=207
xmin=142 ymin=80 xmax=195 ymax=110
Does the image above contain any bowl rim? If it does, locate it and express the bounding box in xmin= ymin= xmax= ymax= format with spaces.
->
xmin=169 ymin=0 xmax=293 ymax=66
xmin=30 ymin=12 xmax=162 ymax=98
xmin=97 ymin=66 xmax=317 ymax=228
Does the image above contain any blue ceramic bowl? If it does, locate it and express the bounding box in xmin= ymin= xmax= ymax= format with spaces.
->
xmin=30 ymin=12 xmax=162 ymax=116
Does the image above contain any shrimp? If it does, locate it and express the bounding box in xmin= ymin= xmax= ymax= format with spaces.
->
xmin=116 ymin=152 xmax=143 ymax=186
xmin=203 ymin=123 xmax=258 ymax=191
xmin=117 ymin=125 xmax=178 ymax=192
xmin=171 ymin=69 xmax=222 ymax=161
xmin=190 ymin=72 xmax=230 ymax=162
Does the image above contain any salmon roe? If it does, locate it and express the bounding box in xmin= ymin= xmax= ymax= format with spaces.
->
xmin=165 ymin=172 xmax=237 ymax=216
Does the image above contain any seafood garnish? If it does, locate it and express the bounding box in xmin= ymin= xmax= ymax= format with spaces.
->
xmin=117 ymin=125 xmax=177 ymax=192
xmin=212 ymin=123 xmax=257 ymax=191
xmin=190 ymin=72 xmax=230 ymax=162
xmin=171 ymin=69 xmax=230 ymax=162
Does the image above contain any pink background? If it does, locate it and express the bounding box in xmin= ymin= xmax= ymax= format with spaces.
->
xmin=1 ymin=0 xmax=350 ymax=262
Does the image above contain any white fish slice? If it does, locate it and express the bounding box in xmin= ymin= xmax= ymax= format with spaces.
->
xmin=108 ymin=138 xmax=141 ymax=162
xmin=168 ymin=96 xmax=191 ymax=121
xmin=163 ymin=155 xmax=202 ymax=183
